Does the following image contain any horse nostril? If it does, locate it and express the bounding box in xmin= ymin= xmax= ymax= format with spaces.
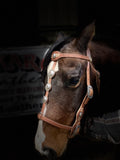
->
xmin=43 ymin=147 xmax=57 ymax=160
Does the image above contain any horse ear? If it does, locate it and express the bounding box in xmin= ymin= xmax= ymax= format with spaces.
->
xmin=76 ymin=22 xmax=95 ymax=52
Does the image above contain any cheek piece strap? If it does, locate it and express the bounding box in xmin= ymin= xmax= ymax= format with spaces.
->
xmin=37 ymin=48 xmax=100 ymax=138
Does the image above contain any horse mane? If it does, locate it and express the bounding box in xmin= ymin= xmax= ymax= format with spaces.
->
xmin=86 ymin=39 xmax=120 ymax=118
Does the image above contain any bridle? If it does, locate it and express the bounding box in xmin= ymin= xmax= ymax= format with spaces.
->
xmin=37 ymin=48 xmax=100 ymax=138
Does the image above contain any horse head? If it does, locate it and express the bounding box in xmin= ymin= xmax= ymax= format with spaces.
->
xmin=35 ymin=23 xmax=100 ymax=159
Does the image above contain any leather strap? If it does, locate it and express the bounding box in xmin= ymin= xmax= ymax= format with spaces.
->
xmin=51 ymin=51 xmax=92 ymax=62
xmin=38 ymin=113 xmax=73 ymax=130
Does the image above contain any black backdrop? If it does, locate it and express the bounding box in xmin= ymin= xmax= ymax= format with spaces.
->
xmin=0 ymin=1 xmax=120 ymax=160
xmin=0 ymin=1 xmax=120 ymax=47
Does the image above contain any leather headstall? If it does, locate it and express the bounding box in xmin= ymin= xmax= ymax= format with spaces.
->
xmin=37 ymin=48 xmax=100 ymax=138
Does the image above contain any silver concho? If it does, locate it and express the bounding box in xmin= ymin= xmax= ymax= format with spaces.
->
xmin=45 ymin=83 xmax=52 ymax=91
xmin=52 ymin=53 xmax=56 ymax=59
xmin=48 ymin=70 xmax=55 ymax=79
xmin=43 ymin=96 xmax=48 ymax=103
xmin=79 ymin=112 xmax=83 ymax=117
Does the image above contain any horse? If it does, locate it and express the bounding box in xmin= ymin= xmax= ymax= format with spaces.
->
xmin=35 ymin=22 xmax=120 ymax=159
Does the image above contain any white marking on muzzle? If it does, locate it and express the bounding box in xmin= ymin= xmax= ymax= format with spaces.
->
xmin=35 ymin=61 xmax=59 ymax=155
xmin=35 ymin=107 xmax=47 ymax=155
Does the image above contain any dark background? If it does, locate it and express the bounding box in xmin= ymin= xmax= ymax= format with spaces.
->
xmin=0 ymin=1 xmax=120 ymax=160
xmin=0 ymin=1 xmax=120 ymax=47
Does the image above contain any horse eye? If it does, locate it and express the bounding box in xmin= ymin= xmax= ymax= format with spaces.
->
xmin=66 ymin=76 xmax=80 ymax=87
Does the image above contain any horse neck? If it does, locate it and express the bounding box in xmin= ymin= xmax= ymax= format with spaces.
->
xmin=87 ymin=41 xmax=120 ymax=114
xmin=89 ymin=41 xmax=120 ymax=69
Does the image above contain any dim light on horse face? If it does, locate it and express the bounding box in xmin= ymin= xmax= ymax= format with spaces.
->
xmin=35 ymin=57 xmax=87 ymax=157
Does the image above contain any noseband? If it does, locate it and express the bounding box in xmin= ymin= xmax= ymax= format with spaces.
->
xmin=37 ymin=49 xmax=100 ymax=138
